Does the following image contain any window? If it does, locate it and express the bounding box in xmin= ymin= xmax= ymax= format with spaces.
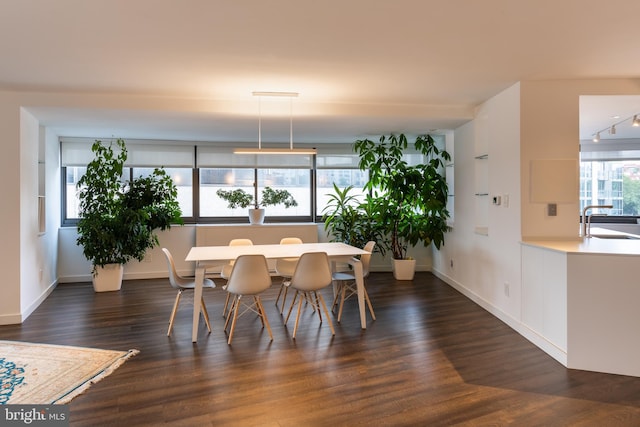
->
xmin=63 ymin=166 xmax=193 ymax=221
xmin=316 ymin=144 xmax=369 ymax=217
xmin=316 ymin=169 xmax=369 ymax=216
xmin=200 ymin=168 xmax=311 ymax=219
xmin=580 ymin=145 xmax=640 ymax=216
xmin=64 ymin=166 xmax=85 ymax=220
xmin=60 ymin=137 xmax=446 ymax=225
xmin=135 ymin=168 xmax=193 ymax=217
xmin=61 ymin=139 xmax=195 ymax=224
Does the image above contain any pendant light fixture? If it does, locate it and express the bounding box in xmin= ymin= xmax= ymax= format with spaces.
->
xmin=234 ymin=91 xmax=317 ymax=155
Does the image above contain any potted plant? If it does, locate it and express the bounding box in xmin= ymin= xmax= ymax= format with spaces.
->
xmin=216 ymin=186 xmax=297 ymax=224
xmin=322 ymin=183 xmax=385 ymax=252
xmin=354 ymin=133 xmax=451 ymax=280
xmin=76 ymin=139 xmax=183 ymax=292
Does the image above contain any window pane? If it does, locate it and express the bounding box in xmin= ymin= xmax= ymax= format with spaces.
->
xmin=258 ymin=169 xmax=310 ymax=216
xmin=200 ymin=168 xmax=254 ymax=217
xmin=66 ymin=167 xmax=190 ymax=220
xmin=579 ymin=160 xmax=640 ymax=215
xmin=316 ymin=169 xmax=369 ymax=216
xmin=66 ymin=166 xmax=128 ymax=219
xmin=65 ymin=166 xmax=86 ymax=219
xmin=200 ymin=168 xmax=310 ymax=217
xmin=134 ymin=168 xmax=193 ymax=217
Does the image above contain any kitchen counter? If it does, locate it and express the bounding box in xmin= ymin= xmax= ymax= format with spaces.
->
xmin=520 ymin=231 xmax=640 ymax=378
xmin=522 ymin=227 xmax=640 ymax=255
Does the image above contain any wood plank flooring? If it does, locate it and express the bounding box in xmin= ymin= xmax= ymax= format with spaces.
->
xmin=2 ymin=272 xmax=640 ymax=426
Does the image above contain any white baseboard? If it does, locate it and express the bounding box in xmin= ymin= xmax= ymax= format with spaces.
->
xmin=432 ymin=268 xmax=568 ymax=367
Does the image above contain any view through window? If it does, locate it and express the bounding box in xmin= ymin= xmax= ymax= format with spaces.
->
xmin=580 ymin=160 xmax=640 ymax=216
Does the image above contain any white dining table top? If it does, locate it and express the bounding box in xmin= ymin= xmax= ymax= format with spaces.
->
xmin=186 ymin=242 xmax=369 ymax=262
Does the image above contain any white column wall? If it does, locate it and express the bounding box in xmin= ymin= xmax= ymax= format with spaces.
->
xmin=433 ymin=83 xmax=522 ymax=325
xmin=0 ymin=94 xmax=22 ymax=323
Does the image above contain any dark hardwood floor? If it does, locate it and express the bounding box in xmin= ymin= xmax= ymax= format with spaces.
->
xmin=2 ymin=272 xmax=640 ymax=426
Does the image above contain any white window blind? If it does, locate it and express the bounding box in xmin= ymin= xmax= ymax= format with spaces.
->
xmin=60 ymin=138 xmax=195 ymax=167
xmin=197 ymin=144 xmax=313 ymax=168
xmin=316 ymin=144 xmax=359 ymax=169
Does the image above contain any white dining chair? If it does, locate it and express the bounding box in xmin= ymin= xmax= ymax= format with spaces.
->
xmin=331 ymin=241 xmax=376 ymax=323
xmin=274 ymin=237 xmax=302 ymax=314
xmin=221 ymin=238 xmax=253 ymax=317
xmin=162 ymin=248 xmax=216 ymax=337
xmin=223 ymin=254 xmax=274 ymax=345
xmin=284 ymin=252 xmax=335 ymax=338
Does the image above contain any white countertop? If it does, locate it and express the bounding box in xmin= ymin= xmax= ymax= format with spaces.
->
xmin=521 ymin=227 xmax=640 ymax=255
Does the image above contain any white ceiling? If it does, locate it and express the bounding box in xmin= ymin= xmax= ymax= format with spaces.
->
xmin=2 ymin=0 xmax=640 ymax=143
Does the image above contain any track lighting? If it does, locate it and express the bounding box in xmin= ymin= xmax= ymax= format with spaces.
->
xmin=590 ymin=113 xmax=640 ymax=142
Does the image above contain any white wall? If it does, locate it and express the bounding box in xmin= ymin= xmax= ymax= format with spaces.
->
xmin=433 ymin=83 xmax=522 ymax=325
xmin=0 ymin=94 xmax=22 ymax=323
xmin=520 ymin=79 xmax=640 ymax=239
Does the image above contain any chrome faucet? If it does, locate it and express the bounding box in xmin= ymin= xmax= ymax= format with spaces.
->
xmin=582 ymin=204 xmax=613 ymax=237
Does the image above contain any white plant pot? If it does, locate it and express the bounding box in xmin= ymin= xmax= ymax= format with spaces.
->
xmin=248 ymin=208 xmax=265 ymax=225
xmin=92 ymin=264 xmax=124 ymax=292
xmin=392 ymin=258 xmax=416 ymax=281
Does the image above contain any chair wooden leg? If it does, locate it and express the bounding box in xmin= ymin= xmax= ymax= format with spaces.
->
xmin=304 ymin=292 xmax=317 ymax=313
xmin=293 ymin=293 xmax=304 ymax=339
xmin=201 ymin=297 xmax=212 ymax=333
xmin=256 ymin=297 xmax=273 ymax=341
xmin=167 ymin=290 xmax=183 ymax=336
xmin=317 ymin=293 xmax=335 ymax=336
xmin=224 ymin=295 xmax=237 ymax=331
xmin=275 ymin=282 xmax=284 ymax=307
xmin=279 ymin=286 xmax=289 ymax=315
xmin=222 ymin=292 xmax=231 ymax=318
xmin=364 ymin=289 xmax=376 ymax=320
xmin=337 ymin=284 xmax=347 ymax=323
xmin=313 ymin=291 xmax=323 ymax=323
xmin=227 ymin=295 xmax=241 ymax=344
xmin=254 ymin=296 xmax=265 ymax=327
xmin=331 ymin=282 xmax=343 ymax=311
xmin=284 ymin=290 xmax=299 ymax=324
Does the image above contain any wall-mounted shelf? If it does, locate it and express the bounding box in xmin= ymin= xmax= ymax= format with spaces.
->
xmin=474 ymin=226 xmax=489 ymax=236
xmin=475 ymin=153 xmax=489 ymax=236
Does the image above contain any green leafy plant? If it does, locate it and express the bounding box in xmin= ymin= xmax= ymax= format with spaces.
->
xmin=216 ymin=186 xmax=298 ymax=210
xmin=76 ymin=139 xmax=183 ymax=273
xmin=322 ymin=184 xmax=385 ymax=254
xmin=354 ymin=133 xmax=451 ymax=260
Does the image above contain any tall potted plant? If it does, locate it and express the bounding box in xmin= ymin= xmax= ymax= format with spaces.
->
xmin=216 ymin=186 xmax=297 ymax=224
xmin=76 ymin=139 xmax=183 ymax=291
xmin=322 ymin=183 xmax=385 ymax=252
xmin=354 ymin=133 xmax=451 ymax=280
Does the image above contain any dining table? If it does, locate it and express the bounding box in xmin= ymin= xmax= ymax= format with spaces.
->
xmin=185 ymin=242 xmax=371 ymax=342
